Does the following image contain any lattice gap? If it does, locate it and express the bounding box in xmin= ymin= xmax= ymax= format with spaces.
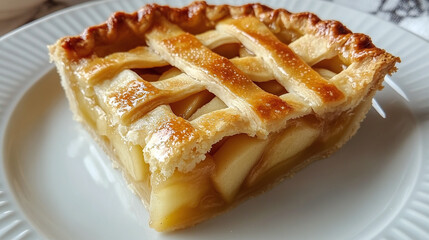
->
xmin=211 ymin=42 xmax=288 ymax=96
xmin=131 ymin=66 xmax=177 ymax=82
xmin=255 ymin=80 xmax=288 ymax=96
xmin=312 ymin=55 xmax=348 ymax=75
xmin=170 ymin=90 xmax=215 ymax=119
xmin=274 ymin=29 xmax=302 ymax=45
xmin=212 ymin=43 xmax=241 ymax=59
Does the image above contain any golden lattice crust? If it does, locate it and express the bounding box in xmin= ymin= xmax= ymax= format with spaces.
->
xmin=59 ymin=1 xmax=395 ymax=64
xmin=49 ymin=1 xmax=399 ymax=232
xmin=50 ymin=1 xmax=399 ymax=177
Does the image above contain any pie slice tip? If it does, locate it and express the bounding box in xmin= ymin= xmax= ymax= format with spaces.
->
xmin=48 ymin=1 xmax=400 ymax=232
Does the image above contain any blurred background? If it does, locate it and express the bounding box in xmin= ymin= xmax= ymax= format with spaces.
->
xmin=1 ymin=0 xmax=428 ymax=40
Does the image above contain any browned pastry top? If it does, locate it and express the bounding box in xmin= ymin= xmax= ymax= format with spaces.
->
xmin=50 ymin=1 xmax=399 ymax=177
xmin=60 ymin=1 xmax=391 ymax=64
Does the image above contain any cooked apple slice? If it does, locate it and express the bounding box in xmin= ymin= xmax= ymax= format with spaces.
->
xmin=188 ymin=97 xmax=226 ymax=120
xmin=314 ymin=68 xmax=336 ymax=80
xmin=212 ymin=134 xmax=268 ymax=202
xmin=159 ymin=67 xmax=182 ymax=80
xmin=256 ymin=80 xmax=287 ymax=95
xmin=212 ymin=43 xmax=240 ymax=58
xmin=238 ymin=46 xmax=255 ymax=57
xmin=109 ymin=131 xmax=148 ymax=182
xmin=170 ymin=90 xmax=214 ymax=119
xmin=246 ymin=120 xmax=320 ymax=186
xmin=149 ymin=157 xmax=216 ymax=231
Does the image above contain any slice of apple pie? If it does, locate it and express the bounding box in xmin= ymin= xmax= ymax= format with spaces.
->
xmin=49 ymin=1 xmax=399 ymax=232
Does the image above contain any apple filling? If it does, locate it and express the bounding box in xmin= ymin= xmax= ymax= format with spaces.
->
xmin=60 ymin=33 xmax=372 ymax=231
xmin=87 ymin=98 xmax=366 ymax=231
xmin=72 ymin=68 xmax=372 ymax=232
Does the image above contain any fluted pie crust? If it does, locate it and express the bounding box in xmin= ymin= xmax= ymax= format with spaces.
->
xmin=49 ymin=1 xmax=399 ymax=232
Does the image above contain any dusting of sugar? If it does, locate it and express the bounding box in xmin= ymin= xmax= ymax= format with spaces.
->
xmin=107 ymin=80 xmax=158 ymax=117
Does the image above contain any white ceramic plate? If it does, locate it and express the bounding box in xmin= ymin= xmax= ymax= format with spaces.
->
xmin=1 ymin=0 xmax=428 ymax=239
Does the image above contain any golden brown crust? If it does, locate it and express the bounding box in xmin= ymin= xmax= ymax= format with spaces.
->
xmin=58 ymin=1 xmax=399 ymax=66
xmin=50 ymin=0 xmax=401 ymax=177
